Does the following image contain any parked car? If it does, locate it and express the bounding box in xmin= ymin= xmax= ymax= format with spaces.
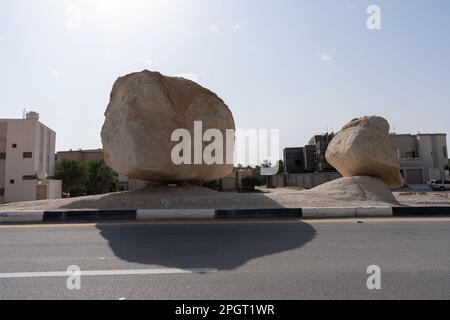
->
xmin=428 ymin=180 xmax=450 ymax=191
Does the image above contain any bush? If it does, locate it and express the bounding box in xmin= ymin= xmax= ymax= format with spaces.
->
xmin=55 ymin=159 xmax=115 ymax=197
xmin=54 ymin=159 xmax=88 ymax=197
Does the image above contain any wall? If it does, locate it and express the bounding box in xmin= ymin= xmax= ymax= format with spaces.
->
xmin=391 ymin=133 xmax=448 ymax=183
xmin=57 ymin=150 xmax=104 ymax=163
xmin=46 ymin=180 xmax=62 ymax=199
xmin=390 ymin=134 xmax=420 ymax=158
xmin=4 ymin=120 xmax=37 ymax=202
xmin=268 ymin=172 xmax=342 ymax=189
xmin=283 ymin=148 xmax=305 ymax=174
xmin=1 ymin=119 xmax=60 ymax=202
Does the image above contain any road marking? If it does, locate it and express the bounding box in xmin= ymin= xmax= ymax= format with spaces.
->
xmin=0 ymin=268 xmax=218 ymax=279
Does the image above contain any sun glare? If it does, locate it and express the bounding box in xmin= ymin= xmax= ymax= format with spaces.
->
xmin=95 ymin=0 xmax=172 ymax=20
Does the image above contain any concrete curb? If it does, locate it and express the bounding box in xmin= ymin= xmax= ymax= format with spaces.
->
xmin=302 ymin=207 xmax=394 ymax=218
xmin=0 ymin=211 xmax=44 ymax=223
xmin=137 ymin=209 xmax=215 ymax=220
xmin=0 ymin=206 xmax=449 ymax=224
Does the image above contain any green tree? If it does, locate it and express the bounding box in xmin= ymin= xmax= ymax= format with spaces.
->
xmin=54 ymin=159 xmax=88 ymax=197
xmin=86 ymin=160 xmax=115 ymax=195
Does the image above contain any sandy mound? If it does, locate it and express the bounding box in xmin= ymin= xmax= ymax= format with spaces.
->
xmin=301 ymin=176 xmax=399 ymax=206
xmin=0 ymin=177 xmax=403 ymax=211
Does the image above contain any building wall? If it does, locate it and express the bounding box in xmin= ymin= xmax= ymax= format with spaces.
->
xmin=57 ymin=150 xmax=104 ymax=163
xmin=283 ymin=148 xmax=305 ymax=174
xmin=0 ymin=118 xmax=61 ymax=203
xmin=4 ymin=120 xmax=37 ymax=202
xmin=267 ymin=172 xmax=342 ymax=189
xmin=390 ymin=133 xmax=448 ymax=184
xmin=46 ymin=180 xmax=63 ymax=200
xmin=390 ymin=134 xmax=420 ymax=159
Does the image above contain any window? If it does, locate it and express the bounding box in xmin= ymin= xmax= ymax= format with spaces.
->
xmin=444 ymin=146 xmax=448 ymax=159
xmin=23 ymin=175 xmax=37 ymax=181
xmin=12 ymin=144 xmax=17 ymax=148
xmin=0 ymin=152 xmax=5 ymax=160
xmin=23 ymin=152 xmax=32 ymax=159
xmin=9 ymin=179 xmax=15 ymax=184
xmin=0 ymin=188 xmax=4 ymax=196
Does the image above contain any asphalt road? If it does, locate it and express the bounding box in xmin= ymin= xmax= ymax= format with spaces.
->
xmin=0 ymin=218 xmax=449 ymax=300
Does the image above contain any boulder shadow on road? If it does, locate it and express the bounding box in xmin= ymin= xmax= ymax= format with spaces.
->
xmin=96 ymin=222 xmax=316 ymax=271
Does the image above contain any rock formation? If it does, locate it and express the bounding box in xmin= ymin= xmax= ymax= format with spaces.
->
xmin=326 ymin=116 xmax=404 ymax=188
xmin=101 ymin=70 xmax=235 ymax=183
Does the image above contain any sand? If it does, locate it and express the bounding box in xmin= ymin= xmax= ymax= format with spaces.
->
xmin=2 ymin=176 xmax=447 ymax=211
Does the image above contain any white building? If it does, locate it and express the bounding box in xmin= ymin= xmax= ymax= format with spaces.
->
xmin=389 ymin=133 xmax=449 ymax=185
xmin=0 ymin=112 xmax=62 ymax=203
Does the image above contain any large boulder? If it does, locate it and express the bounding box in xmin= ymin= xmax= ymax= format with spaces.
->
xmin=101 ymin=70 xmax=235 ymax=183
xmin=325 ymin=116 xmax=404 ymax=188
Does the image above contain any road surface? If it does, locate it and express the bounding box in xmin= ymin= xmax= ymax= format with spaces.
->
xmin=0 ymin=218 xmax=449 ymax=299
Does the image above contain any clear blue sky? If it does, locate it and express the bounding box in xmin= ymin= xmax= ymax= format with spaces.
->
xmin=1 ymin=0 xmax=449 ymax=153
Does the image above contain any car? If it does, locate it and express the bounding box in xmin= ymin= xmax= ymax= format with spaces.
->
xmin=428 ymin=180 xmax=450 ymax=191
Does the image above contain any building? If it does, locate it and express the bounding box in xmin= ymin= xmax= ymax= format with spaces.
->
xmin=308 ymin=133 xmax=336 ymax=172
xmin=284 ymin=133 xmax=336 ymax=174
xmin=56 ymin=149 xmax=104 ymax=162
xmin=389 ymin=133 xmax=448 ymax=184
xmin=0 ymin=112 xmax=61 ymax=203
xmin=283 ymin=148 xmax=306 ymax=174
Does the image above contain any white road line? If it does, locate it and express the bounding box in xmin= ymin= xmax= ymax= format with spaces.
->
xmin=0 ymin=268 xmax=218 ymax=279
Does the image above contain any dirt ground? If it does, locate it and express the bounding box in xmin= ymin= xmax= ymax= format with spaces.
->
xmin=0 ymin=183 xmax=449 ymax=211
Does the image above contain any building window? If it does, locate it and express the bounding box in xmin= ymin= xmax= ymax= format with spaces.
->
xmin=444 ymin=146 xmax=448 ymax=159
xmin=23 ymin=152 xmax=33 ymax=159
xmin=23 ymin=175 xmax=37 ymax=181
xmin=0 ymin=188 xmax=4 ymax=196
xmin=12 ymin=144 xmax=17 ymax=148
xmin=0 ymin=152 xmax=5 ymax=160
xmin=10 ymin=179 xmax=15 ymax=184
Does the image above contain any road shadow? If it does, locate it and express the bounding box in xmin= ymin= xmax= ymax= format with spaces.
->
xmin=97 ymin=222 xmax=316 ymax=271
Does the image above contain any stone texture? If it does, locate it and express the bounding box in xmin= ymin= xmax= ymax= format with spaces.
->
xmin=101 ymin=70 xmax=235 ymax=183
xmin=325 ymin=116 xmax=404 ymax=188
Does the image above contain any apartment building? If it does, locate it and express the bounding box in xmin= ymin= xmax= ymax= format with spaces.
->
xmin=308 ymin=133 xmax=336 ymax=172
xmin=389 ymin=133 xmax=448 ymax=184
xmin=284 ymin=133 xmax=336 ymax=174
xmin=0 ymin=112 xmax=61 ymax=203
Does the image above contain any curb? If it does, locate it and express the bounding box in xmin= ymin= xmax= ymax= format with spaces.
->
xmin=0 ymin=207 xmax=449 ymax=224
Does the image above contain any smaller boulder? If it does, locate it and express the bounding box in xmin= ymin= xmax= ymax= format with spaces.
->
xmin=325 ymin=116 xmax=404 ymax=188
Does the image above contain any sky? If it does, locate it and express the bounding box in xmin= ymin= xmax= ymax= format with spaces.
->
xmin=0 ymin=0 xmax=449 ymax=154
